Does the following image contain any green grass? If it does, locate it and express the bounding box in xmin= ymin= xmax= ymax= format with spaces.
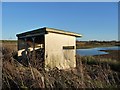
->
xmin=80 ymin=56 xmax=120 ymax=72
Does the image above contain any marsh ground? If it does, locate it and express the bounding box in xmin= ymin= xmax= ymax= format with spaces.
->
xmin=1 ymin=40 xmax=120 ymax=89
xmin=76 ymin=41 xmax=120 ymax=49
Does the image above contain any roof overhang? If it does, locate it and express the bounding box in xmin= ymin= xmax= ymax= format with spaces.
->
xmin=16 ymin=27 xmax=82 ymax=38
xmin=46 ymin=28 xmax=82 ymax=37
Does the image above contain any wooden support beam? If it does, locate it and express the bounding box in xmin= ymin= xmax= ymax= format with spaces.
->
xmin=24 ymin=38 xmax=27 ymax=55
xmin=32 ymin=37 xmax=36 ymax=66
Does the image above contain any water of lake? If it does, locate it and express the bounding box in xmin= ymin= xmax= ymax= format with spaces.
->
xmin=77 ymin=46 xmax=120 ymax=56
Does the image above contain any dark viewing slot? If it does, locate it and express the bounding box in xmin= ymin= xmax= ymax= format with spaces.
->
xmin=63 ymin=46 xmax=75 ymax=49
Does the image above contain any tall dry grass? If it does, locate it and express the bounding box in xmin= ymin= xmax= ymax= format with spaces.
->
xmin=1 ymin=43 xmax=120 ymax=89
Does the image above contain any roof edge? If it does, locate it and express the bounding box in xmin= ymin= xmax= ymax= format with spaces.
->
xmin=45 ymin=27 xmax=82 ymax=37
xmin=16 ymin=27 xmax=82 ymax=37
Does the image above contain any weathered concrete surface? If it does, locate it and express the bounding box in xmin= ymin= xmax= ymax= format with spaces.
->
xmin=45 ymin=31 xmax=76 ymax=70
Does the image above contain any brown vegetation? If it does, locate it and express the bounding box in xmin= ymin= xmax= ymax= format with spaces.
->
xmin=94 ymin=50 xmax=120 ymax=61
xmin=1 ymin=41 xmax=120 ymax=89
xmin=76 ymin=41 xmax=120 ymax=49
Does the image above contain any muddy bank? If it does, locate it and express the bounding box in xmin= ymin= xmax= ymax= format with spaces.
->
xmin=94 ymin=50 xmax=120 ymax=61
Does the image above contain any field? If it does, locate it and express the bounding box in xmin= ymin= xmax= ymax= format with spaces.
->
xmin=94 ymin=50 xmax=120 ymax=61
xmin=76 ymin=41 xmax=120 ymax=49
xmin=1 ymin=40 xmax=120 ymax=89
